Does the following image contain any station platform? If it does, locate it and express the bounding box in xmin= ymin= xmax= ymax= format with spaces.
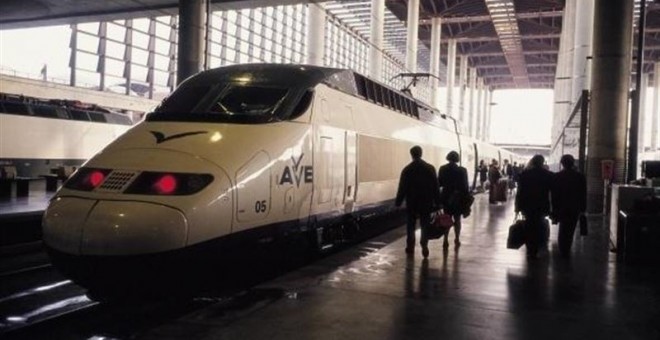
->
xmin=0 ymin=179 xmax=52 ymax=247
xmin=135 ymin=194 xmax=659 ymax=340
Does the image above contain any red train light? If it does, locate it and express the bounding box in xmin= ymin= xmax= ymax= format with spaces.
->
xmin=154 ymin=174 xmax=177 ymax=194
xmin=89 ymin=170 xmax=106 ymax=188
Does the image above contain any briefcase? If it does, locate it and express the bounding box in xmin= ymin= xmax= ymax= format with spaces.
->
xmin=507 ymin=215 xmax=526 ymax=249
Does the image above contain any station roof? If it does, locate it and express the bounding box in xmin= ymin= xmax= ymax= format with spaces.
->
xmin=1 ymin=0 xmax=659 ymax=89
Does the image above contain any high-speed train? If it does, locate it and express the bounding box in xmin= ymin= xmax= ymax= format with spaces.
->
xmin=0 ymin=93 xmax=134 ymax=177
xmin=42 ymin=64 xmax=517 ymax=295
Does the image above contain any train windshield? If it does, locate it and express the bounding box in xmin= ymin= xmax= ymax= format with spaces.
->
xmin=149 ymin=84 xmax=290 ymax=123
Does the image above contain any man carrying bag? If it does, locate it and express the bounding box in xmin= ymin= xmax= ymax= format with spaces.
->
xmin=395 ymin=146 xmax=441 ymax=258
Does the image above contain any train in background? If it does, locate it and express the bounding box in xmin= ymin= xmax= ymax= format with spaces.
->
xmin=41 ymin=64 xmax=521 ymax=296
xmin=0 ymin=93 xmax=135 ymax=178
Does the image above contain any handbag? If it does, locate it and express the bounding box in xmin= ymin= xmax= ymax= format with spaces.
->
xmin=427 ymin=212 xmax=453 ymax=239
xmin=507 ymin=214 xmax=526 ymax=249
xmin=579 ymin=214 xmax=588 ymax=236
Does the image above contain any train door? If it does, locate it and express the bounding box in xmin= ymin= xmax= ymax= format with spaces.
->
xmin=317 ymin=136 xmax=335 ymax=205
xmin=313 ymin=97 xmax=346 ymax=215
xmin=344 ymin=131 xmax=357 ymax=213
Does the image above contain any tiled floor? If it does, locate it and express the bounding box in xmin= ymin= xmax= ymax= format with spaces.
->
xmin=138 ymin=194 xmax=660 ymax=340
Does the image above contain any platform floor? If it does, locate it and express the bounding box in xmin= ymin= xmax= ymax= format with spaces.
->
xmin=136 ymin=194 xmax=659 ymax=340
xmin=0 ymin=179 xmax=52 ymax=217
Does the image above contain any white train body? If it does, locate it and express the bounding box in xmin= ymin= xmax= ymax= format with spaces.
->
xmin=42 ymin=64 xmax=515 ymax=291
xmin=0 ymin=95 xmax=133 ymax=177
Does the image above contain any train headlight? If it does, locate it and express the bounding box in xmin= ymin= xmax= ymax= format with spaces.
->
xmin=125 ymin=172 xmax=213 ymax=196
xmin=64 ymin=168 xmax=112 ymax=191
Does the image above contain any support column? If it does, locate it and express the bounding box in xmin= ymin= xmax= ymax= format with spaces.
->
xmin=475 ymin=78 xmax=484 ymax=140
xmin=483 ymin=88 xmax=491 ymax=142
xmin=458 ymin=55 xmax=468 ymax=126
xmin=446 ymin=39 xmax=457 ymax=117
xmin=177 ymin=0 xmax=207 ymax=85
xmin=586 ymin=0 xmax=634 ymax=213
xmin=306 ymin=1 xmax=326 ymax=67
xmin=468 ymin=68 xmax=477 ymax=137
xmin=652 ymin=63 xmax=660 ymax=152
xmin=572 ymin=0 xmax=594 ymax=98
xmin=429 ymin=17 xmax=442 ymax=109
xmin=638 ymin=73 xmax=648 ymax=155
xmin=369 ymin=0 xmax=385 ymax=80
xmin=405 ymin=0 xmax=419 ymax=72
xmin=69 ymin=24 xmax=78 ymax=87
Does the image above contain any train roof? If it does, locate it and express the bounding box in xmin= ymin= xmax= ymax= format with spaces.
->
xmin=179 ymin=64 xmax=458 ymax=131
xmin=185 ymin=63 xmax=345 ymax=89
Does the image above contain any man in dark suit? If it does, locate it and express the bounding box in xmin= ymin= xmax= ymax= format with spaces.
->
xmin=515 ymin=155 xmax=553 ymax=258
xmin=551 ymin=154 xmax=587 ymax=258
xmin=438 ymin=151 xmax=469 ymax=249
xmin=396 ymin=146 xmax=441 ymax=258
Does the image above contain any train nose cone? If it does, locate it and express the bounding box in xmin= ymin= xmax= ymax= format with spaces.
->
xmin=43 ymin=198 xmax=188 ymax=256
xmin=80 ymin=201 xmax=187 ymax=255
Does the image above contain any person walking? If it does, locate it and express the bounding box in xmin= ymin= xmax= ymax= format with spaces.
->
xmin=478 ymin=160 xmax=488 ymax=192
xmin=515 ymin=155 xmax=553 ymax=259
xmin=437 ymin=151 xmax=469 ymax=249
xmin=551 ymin=154 xmax=587 ymax=258
xmin=395 ymin=146 xmax=441 ymax=258
xmin=488 ymin=159 xmax=502 ymax=204
xmin=503 ymin=159 xmax=514 ymax=195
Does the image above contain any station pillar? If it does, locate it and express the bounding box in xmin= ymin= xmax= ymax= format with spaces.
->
xmin=638 ymin=73 xmax=648 ymax=155
xmin=652 ymin=63 xmax=660 ymax=152
xmin=446 ymin=39 xmax=457 ymax=116
xmin=429 ymin=17 xmax=442 ymax=109
xmin=468 ymin=68 xmax=477 ymax=137
xmin=405 ymin=0 xmax=419 ymax=72
xmin=369 ymin=0 xmax=385 ymax=80
xmin=458 ymin=55 xmax=468 ymax=125
xmin=585 ymin=0 xmax=634 ymax=213
xmin=475 ymin=78 xmax=484 ymax=140
xmin=306 ymin=1 xmax=326 ymax=67
xmin=483 ymin=88 xmax=491 ymax=142
xmin=177 ymin=0 xmax=207 ymax=85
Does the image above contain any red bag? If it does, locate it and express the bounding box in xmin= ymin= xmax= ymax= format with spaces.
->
xmin=427 ymin=212 xmax=453 ymax=239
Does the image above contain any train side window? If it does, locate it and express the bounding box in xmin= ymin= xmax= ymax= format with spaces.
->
xmin=365 ymin=79 xmax=374 ymax=102
xmin=2 ymin=101 xmax=30 ymax=115
xmin=374 ymin=84 xmax=382 ymax=105
xmin=355 ymin=75 xmax=367 ymax=99
xmin=382 ymin=88 xmax=391 ymax=108
xmin=32 ymin=105 xmax=59 ymax=118
xmin=115 ymin=114 xmax=133 ymax=125
xmin=70 ymin=109 xmax=90 ymax=121
xmin=55 ymin=108 xmax=70 ymax=119
xmin=394 ymin=94 xmax=402 ymax=112
xmin=88 ymin=112 xmax=107 ymax=123
xmin=410 ymin=102 xmax=419 ymax=118
xmin=289 ymin=90 xmax=314 ymax=120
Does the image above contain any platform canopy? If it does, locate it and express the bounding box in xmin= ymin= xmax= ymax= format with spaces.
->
xmin=1 ymin=0 xmax=660 ymax=89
